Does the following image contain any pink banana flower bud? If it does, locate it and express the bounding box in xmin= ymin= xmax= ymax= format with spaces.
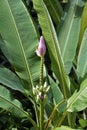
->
xmin=36 ymin=36 xmax=46 ymax=57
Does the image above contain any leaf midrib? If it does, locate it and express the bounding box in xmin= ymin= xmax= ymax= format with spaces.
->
xmin=0 ymin=94 xmax=28 ymax=117
xmin=0 ymin=93 xmax=37 ymax=127
xmin=42 ymin=1 xmax=60 ymax=70
xmin=6 ymin=0 xmax=33 ymax=87
xmin=41 ymin=0 xmax=68 ymax=99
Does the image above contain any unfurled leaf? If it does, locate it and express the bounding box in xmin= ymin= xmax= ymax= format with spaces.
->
xmin=53 ymin=126 xmax=78 ymax=130
xmin=0 ymin=85 xmax=37 ymax=128
xmin=0 ymin=85 xmax=27 ymax=118
xmin=67 ymin=79 xmax=87 ymax=112
xmin=43 ymin=0 xmax=63 ymax=26
xmin=77 ymin=2 xmax=87 ymax=53
xmin=0 ymin=0 xmax=40 ymax=90
xmin=77 ymin=29 xmax=87 ymax=79
xmin=33 ymin=0 xmax=70 ymax=99
xmin=49 ymin=76 xmax=63 ymax=103
xmin=57 ymin=0 xmax=85 ymax=74
xmin=0 ymin=67 xmax=25 ymax=94
xmin=49 ymin=76 xmax=66 ymax=112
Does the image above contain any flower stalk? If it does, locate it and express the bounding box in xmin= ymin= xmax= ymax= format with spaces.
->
xmin=36 ymin=36 xmax=46 ymax=130
xmin=40 ymin=98 xmax=44 ymax=130
xmin=39 ymin=57 xmax=44 ymax=130
xmin=40 ymin=57 xmax=44 ymax=86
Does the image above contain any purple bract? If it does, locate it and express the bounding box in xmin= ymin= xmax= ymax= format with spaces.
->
xmin=36 ymin=36 xmax=46 ymax=57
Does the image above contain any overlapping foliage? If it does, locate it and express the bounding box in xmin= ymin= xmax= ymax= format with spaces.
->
xmin=0 ymin=0 xmax=87 ymax=130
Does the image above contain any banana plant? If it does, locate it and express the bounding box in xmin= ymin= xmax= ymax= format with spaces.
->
xmin=0 ymin=0 xmax=40 ymax=129
xmin=0 ymin=0 xmax=87 ymax=130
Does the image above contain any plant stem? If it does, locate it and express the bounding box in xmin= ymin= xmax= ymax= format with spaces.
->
xmin=40 ymin=57 xmax=44 ymax=86
xmin=39 ymin=56 xmax=44 ymax=130
xmin=57 ymin=101 xmax=74 ymax=127
xmin=40 ymin=100 xmax=44 ymax=130
xmin=58 ymin=111 xmax=68 ymax=127
xmin=45 ymin=99 xmax=65 ymax=130
xmin=27 ymin=116 xmax=39 ymax=130
xmin=34 ymin=97 xmax=39 ymax=126
xmin=68 ymin=112 xmax=72 ymax=127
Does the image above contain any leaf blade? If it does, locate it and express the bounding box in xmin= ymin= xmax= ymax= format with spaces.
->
xmin=33 ymin=0 xmax=70 ymax=99
xmin=77 ymin=2 xmax=87 ymax=54
xmin=67 ymin=78 xmax=87 ymax=112
xmin=57 ymin=0 xmax=85 ymax=74
xmin=43 ymin=0 xmax=63 ymax=26
xmin=0 ymin=85 xmax=38 ymax=128
xmin=53 ymin=126 xmax=81 ymax=130
xmin=0 ymin=66 xmax=25 ymax=94
xmin=77 ymin=28 xmax=87 ymax=78
xmin=0 ymin=0 xmax=40 ymax=89
xmin=0 ymin=85 xmax=27 ymax=118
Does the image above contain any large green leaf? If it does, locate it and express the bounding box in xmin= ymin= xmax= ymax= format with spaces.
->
xmin=77 ymin=29 xmax=87 ymax=78
xmin=49 ymin=76 xmax=63 ymax=104
xmin=67 ymin=78 xmax=87 ymax=112
xmin=57 ymin=0 xmax=85 ymax=74
xmin=32 ymin=0 xmax=70 ymax=99
xmin=0 ymin=85 xmax=27 ymax=118
xmin=53 ymin=126 xmax=82 ymax=130
xmin=0 ymin=85 xmax=37 ymax=128
xmin=0 ymin=0 xmax=40 ymax=90
xmin=77 ymin=2 xmax=87 ymax=54
xmin=49 ymin=76 xmax=66 ymax=112
xmin=0 ymin=66 xmax=25 ymax=94
xmin=43 ymin=0 xmax=63 ymax=26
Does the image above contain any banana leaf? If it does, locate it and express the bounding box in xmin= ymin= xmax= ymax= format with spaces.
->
xmin=53 ymin=126 xmax=81 ymax=130
xmin=67 ymin=78 xmax=87 ymax=112
xmin=0 ymin=66 xmax=25 ymax=94
xmin=0 ymin=85 xmax=27 ymax=118
xmin=43 ymin=0 xmax=63 ymax=26
xmin=0 ymin=85 xmax=37 ymax=128
xmin=0 ymin=0 xmax=40 ymax=90
xmin=49 ymin=76 xmax=63 ymax=104
xmin=77 ymin=2 xmax=87 ymax=55
xmin=77 ymin=29 xmax=87 ymax=79
xmin=49 ymin=76 xmax=65 ymax=112
xmin=57 ymin=0 xmax=85 ymax=74
xmin=33 ymin=0 xmax=70 ymax=99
